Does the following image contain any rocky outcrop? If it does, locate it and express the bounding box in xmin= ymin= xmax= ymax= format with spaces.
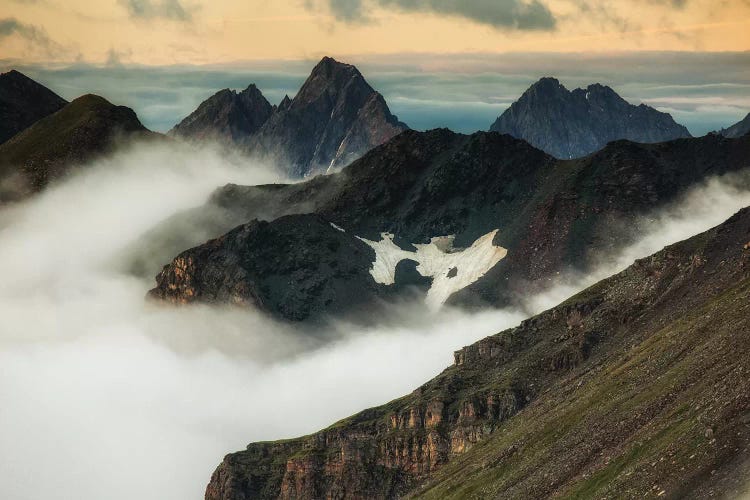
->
xmin=168 ymin=85 xmax=274 ymax=144
xmin=141 ymin=129 xmax=750 ymax=312
xmin=490 ymin=77 xmax=692 ymax=158
xmin=0 ymin=94 xmax=158 ymax=201
xmin=720 ymin=112 xmax=750 ymax=138
xmin=248 ymin=57 xmax=408 ymax=177
xmin=206 ymin=206 xmax=750 ymax=499
xmin=147 ymin=214 xmax=437 ymax=321
xmin=0 ymin=69 xmax=67 ymax=144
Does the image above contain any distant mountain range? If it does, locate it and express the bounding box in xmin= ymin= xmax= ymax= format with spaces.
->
xmin=146 ymin=129 xmax=750 ymax=321
xmin=2 ymin=66 xmax=745 ymax=203
xmin=170 ymin=57 xmax=409 ymax=177
xmin=490 ymin=77 xmax=692 ymax=159
xmin=205 ymin=204 xmax=750 ymax=500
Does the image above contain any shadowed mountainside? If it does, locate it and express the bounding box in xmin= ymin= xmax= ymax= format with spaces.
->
xmin=142 ymin=129 xmax=750 ymax=320
xmin=205 ymin=205 xmax=750 ymax=500
xmin=490 ymin=77 xmax=691 ymax=159
xmin=720 ymin=112 xmax=750 ymax=139
xmin=0 ymin=94 xmax=159 ymax=202
xmin=0 ymin=69 xmax=67 ymax=145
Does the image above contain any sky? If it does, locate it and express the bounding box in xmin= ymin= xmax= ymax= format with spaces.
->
xmin=1 ymin=0 xmax=749 ymax=134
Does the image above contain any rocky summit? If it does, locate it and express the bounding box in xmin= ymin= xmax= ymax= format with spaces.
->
xmin=0 ymin=69 xmax=67 ymax=145
xmin=247 ymin=56 xmax=408 ymax=177
xmin=0 ymin=94 xmax=158 ymax=202
xmin=167 ymin=56 xmax=408 ymax=177
xmin=143 ymin=129 xmax=750 ymax=321
xmin=169 ymin=84 xmax=274 ymax=145
xmin=490 ymin=77 xmax=692 ymax=159
xmin=205 ymin=205 xmax=750 ymax=500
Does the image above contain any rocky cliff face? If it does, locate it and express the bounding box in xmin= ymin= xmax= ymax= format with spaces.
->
xmin=205 ymin=206 xmax=750 ymax=500
xmin=169 ymin=85 xmax=274 ymax=144
xmin=0 ymin=69 xmax=67 ymax=144
xmin=720 ymin=112 xmax=750 ymax=138
xmin=142 ymin=130 xmax=750 ymax=318
xmin=148 ymin=214 xmax=392 ymax=321
xmin=248 ymin=57 xmax=408 ymax=177
xmin=490 ymin=77 xmax=692 ymax=159
xmin=0 ymin=94 xmax=158 ymax=201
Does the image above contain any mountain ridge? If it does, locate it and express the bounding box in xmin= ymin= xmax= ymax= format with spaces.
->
xmin=0 ymin=93 xmax=158 ymax=201
xmin=143 ymin=129 xmax=750 ymax=321
xmin=720 ymin=112 xmax=750 ymax=138
xmin=205 ymin=204 xmax=750 ymax=499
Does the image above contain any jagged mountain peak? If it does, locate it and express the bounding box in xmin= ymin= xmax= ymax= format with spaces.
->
xmin=291 ymin=56 xmax=371 ymax=109
xmin=277 ymin=94 xmax=292 ymax=112
xmin=248 ymin=57 xmax=408 ymax=176
xmin=490 ymin=77 xmax=691 ymax=158
xmin=168 ymin=82 xmax=274 ymax=144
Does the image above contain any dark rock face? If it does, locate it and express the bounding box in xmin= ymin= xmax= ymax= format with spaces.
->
xmin=720 ymin=112 xmax=750 ymax=138
xmin=490 ymin=77 xmax=692 ymax=159
xmin=248 ymin=57 xmax=408 ymax=177
xmin=168 ymin=85 xmax=274 ymax=144
xmin=148 ymin=214 xmax=391 ymax=322
xmin=0 ymin=69 xmax=67 ymax=144
xmin=143 ymin=129 xmax=750 ymax=316
xmin=205 ymin=206 xmax=750 ymax=500
xmin=0 ymin=94 xmax=157 ymax=201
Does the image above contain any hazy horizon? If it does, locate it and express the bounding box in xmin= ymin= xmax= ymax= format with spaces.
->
xmin=4 ymin=50 xmax=749 ymax=137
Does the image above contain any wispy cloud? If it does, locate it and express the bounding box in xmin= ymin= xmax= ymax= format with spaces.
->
xmin=309 ymin=0 xmax=557 ymax=30
xmin=0 ymin=17 xmax=63 ymax=56
xmin=117 ymin=0 xmax=198 ymax=22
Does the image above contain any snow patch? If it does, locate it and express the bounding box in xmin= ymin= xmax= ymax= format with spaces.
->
xmin=330 ymin=222 xmax=345 ymax=232
xmin=356 ymin=231 xmax=507 ymax=309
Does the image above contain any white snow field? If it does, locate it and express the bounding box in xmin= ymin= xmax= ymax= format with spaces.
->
xmin=356 ymin=230 xmax=507 ymax=308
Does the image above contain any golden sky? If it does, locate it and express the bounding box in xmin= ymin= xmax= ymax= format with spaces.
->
xmin=1 ymin=0 xmax=749 ymax=65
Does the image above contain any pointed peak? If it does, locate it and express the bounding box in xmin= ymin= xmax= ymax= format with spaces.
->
xmin=524 ymin=77 xmax=568 ymax=97
xmin=2 ymin=69 xmax=25 ymax=78
xmin=309 ymin=56 xmax=361 ymax=80
xmin=585 ymin=82 xmax=617 ymax=96
xmin=532 ymin=77 xmax=563 ymax=88
xmin=278 ymin=94 xmax=292 ymax=112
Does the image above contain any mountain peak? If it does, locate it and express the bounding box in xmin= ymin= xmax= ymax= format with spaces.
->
xmin=310 ymin=56 xmax=360 ymax=78
xmin=0 ymin=93 xmax=153 ymax=201
xmin=248 ymin=57 xmax=407 ymax=177
xmin=490 ymin=77 xmax=691 ymax=158
xmin=0 ymin=69 xmax=68 ymax=144
xmin=293 ymin=56 xmax=370 ymax=108
xmin=169 ymin=83 xmax=273 ymax=144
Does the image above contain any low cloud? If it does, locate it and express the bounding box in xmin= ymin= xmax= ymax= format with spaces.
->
xmin=1 ymin=137 xmax=749 ymax=500
xmin=117 ymin=0 xmax=197 ymax=22
xmin=312 ymin=0 xmax=557 ymax=30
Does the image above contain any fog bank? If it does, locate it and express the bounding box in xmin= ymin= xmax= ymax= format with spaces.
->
xmin=0 ymin=143 xmax=748 ymax=499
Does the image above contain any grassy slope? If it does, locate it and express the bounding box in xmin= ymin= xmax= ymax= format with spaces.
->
xmin=208 ymin=207 xmax=750 ymax=499
xmin=0 ymin=94 xmax=158 ymax=199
